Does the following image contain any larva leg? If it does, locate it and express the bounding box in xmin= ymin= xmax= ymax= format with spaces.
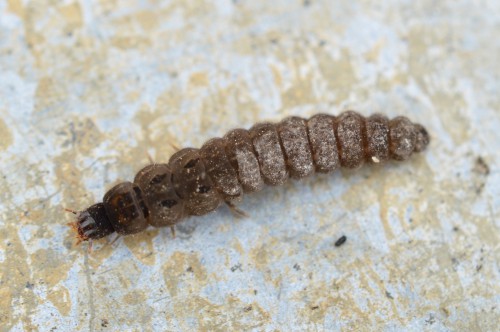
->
xmin=147 ymin=152 xmax=155 ymax=164
xmin=101 ymin=233 xmax=121 ymax=249
xmin=225 ymin=200 xmax=249 ymax=218
xmin=169 ymin=142 xmax=181 ymax=152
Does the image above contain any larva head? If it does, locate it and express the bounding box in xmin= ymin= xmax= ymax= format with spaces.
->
xmin=69 ymin=203 xmax=115 ymax=243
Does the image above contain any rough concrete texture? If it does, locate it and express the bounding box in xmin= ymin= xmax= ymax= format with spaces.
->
xmin=1 ymin=1 xmax=499 ymax=331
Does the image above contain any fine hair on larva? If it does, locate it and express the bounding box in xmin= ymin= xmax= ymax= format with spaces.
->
xmin=67 ymin=111 xmax=430 ymax=243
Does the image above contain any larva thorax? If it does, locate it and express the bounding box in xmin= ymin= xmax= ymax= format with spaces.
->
xmin=71 ymin=111 xmax=430 ymax=242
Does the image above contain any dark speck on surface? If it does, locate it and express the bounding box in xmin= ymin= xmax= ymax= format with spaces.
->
xmin=335 ymin=235 xmax=347 ymax=247
xmin=231 ymin=263 xmax=242 ymax=272
xmin=473 ymin=156 xmax=490 ymax=176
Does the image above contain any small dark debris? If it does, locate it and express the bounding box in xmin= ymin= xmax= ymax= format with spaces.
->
xmin=25 ymin=282 xmax=34 ymax=290
xmin=475 ymin=183 xmax=485 ymax=195
xmin=476 ymin=264 xmax=483 ymax=272
xmin=186 ymin=266 xmax=193 ymax=273
xmin=311 ymin=305 xmax=319 ymax=310
xmin=254 ymin=289 xmax=258 ymax=295
xmin=335 ymin=235 xmax=347 ymax=247
xmin=473 ymin=157 xmax=490 ymax=176
xmin=303 ymin=0 xmax=311 ymax=6
xmin=385 ymin=291 xmax=394 ymax=299
xmin=243 ymin=305 xmax=252 ymax=312
xmin=453 ymin=226 xmax=459 ymax=232
xmin=293 ymin=263 xmax=301 ymax=271
xmin=101 ymin=319 xmax=109 ymax=327
xmin=319 ymin=40 xmax=326 ymax=47
xmin=231 ymin=263 xmax=242 ymax=272
xmin=425 ymin=314 xmax=436 ymax=325
xmin=270 ymin=38 xmax=279 ymax=44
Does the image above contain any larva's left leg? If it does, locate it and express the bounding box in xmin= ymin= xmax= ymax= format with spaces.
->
xmin=225 ymin=201 xmax=249 ymax=218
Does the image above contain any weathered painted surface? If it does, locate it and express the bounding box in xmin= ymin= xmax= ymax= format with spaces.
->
xmin=0 ymin=1 xmax=499 ymax=331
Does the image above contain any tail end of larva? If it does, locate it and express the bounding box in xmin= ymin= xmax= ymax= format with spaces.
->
xmin=414 ymin=124 xmax=431 ymax=153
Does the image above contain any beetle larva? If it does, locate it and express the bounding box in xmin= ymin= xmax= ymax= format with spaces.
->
xmin=68 ymin=111 xmax=430 ymax=243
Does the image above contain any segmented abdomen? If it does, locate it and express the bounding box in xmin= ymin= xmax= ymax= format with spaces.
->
xmin=76 ymin=111 xmax=430 ymax=240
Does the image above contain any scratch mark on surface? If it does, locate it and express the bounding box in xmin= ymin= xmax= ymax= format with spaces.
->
xmin=84 ymin=250 xmax=95 ymax=332
xmin=153 ymin=296 xmax=170 ymax=303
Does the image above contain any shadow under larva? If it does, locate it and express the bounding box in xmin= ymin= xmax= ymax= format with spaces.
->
xmin=67 ymin=111 xmax=430 ymax=245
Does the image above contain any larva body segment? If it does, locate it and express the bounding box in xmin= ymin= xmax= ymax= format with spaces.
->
xmin=389 ymin=116 xmax=417 ymax=161
xmin=249 ymin=123 xmax=288 ymax=186
xmin=307 ymin=114 xmax=340 ymax=173
xmin=169 ymin=148 xmax=221 ymax=216
xmin=366 ymin=114 xmax=390 ymax=163
xmin=224 ymin=128 xmax=264 ymax=193
xmin=102 ymin=182 xmax=149 ymax=235
xmin=335 ymin=111 xmax=366 ymax=169
xmin=201 ymin=138 xmax=243 ymax=202
xmin=70 ymin=111 xmax=430 ymax=242
xmin=278 ymin=117 xmax=314 ymax=179
xmin=133 ymin=164 xmax=184 ymax=227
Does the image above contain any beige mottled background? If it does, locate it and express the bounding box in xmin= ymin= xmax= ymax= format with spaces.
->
xmin=1 ymin=0 xmax=499 ymax=331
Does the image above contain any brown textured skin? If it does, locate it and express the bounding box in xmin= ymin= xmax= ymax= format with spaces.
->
xmin=103 ymin=182 xmax=149 ymax=235
xmin=72 ymin=111 xmax=430 ymax=240
xmin=133 ymin=164 xmax=184 ymax=227
xmin=307 ymin=114 xmax=340 ymax=173
xmin=249 ymin=122 xmax=289 ymax=185
xmin=278 ymin=117 xmax=314 ymax=179
xmin=224 ymin=128 xmax=264 ymax=193
xmin=335 ymin=111 xmax=366 ymax=169
xmin=366 ymin=114 xmax=390 ymax=163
